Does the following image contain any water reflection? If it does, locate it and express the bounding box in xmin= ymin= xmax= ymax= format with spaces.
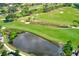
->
xmin=13 ymin=32 xmax=59 ymax=56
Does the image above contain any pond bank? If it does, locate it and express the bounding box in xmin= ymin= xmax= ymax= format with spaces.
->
xmin=13 ymin=32 xmax=60 ymax=56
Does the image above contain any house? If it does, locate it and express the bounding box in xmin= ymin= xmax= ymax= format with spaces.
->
xmin=0 ymin=33 xmax=4 ymax=44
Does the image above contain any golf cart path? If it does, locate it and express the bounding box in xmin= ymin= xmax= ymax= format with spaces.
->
xmin=57 ymin=27 xmax=79 ymax=29
xmin=4 ymin=44 xmax=26 ymax=56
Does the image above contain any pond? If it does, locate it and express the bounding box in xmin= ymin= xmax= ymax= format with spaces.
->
xmin=13 ymin=32 xmax=59 ymax=56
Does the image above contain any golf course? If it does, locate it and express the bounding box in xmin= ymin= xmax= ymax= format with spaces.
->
xmin=0 ymin=3 xmax=79 ymax=56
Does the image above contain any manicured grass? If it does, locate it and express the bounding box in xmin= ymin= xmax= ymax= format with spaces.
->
xmin=35 ymin=7 xmax=79 ymax=25
xmin=0 ymin=21 xmax=79 ymax=48
xmin=0 ymin=7 xmax=79 ymax=49
xmin=19 ymin=7 xmax=79 ymax=25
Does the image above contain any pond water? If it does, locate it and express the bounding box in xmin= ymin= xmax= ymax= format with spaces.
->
xmin=13 ymin=32 xmax=59 ymax=56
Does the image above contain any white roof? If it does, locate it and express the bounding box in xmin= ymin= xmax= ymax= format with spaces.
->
xmin=0 ymin=37 xmax=4 ymax=43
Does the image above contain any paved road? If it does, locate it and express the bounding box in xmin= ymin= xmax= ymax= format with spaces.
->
xmin=4 ymin=44 xmax=26 ymax=56
xmin=0 ymin=33 xmax=26 ymax=56
xmin=57 ymin=27 xmax=79 ymax=29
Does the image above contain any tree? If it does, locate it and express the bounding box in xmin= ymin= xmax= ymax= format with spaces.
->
xmin=74 ymin=3 xmax=79 ymax=9
xmin=8 ymin=6 xmax=17 ymax=13
xmin=73 ymin=20 xmax=79 ymax=26
xmin=63 ymin=40 xmax=73 ymax=56
xmin=0 ymin=8 xmax=8 ymax=14
xmin=5 ymin=4 xmax=19 ymax=21
xmin=75 ymin=45 xmax=79 ymax=56
xmin=8 ymin=32 xmax=17 ymax=44
xmin=1 ymin=50 xmax=8 ymax=56
xmin=42 ymin=4 xmax=48 ymax=12
xmin=0 ymin=41 xmax=4 ymax=49
xmin=20 ymin=5 xmax=30 ymax=16
xmin=6 ymin=14 xmax=16 ymax=19
xmin=3 ymin=13 xmax=17 ymax=23
xmin=8 ymin=50 xmax=20 ymax=56
xmin=14 ymin=50 xmax=20 ymax=56
xmin=63 ymin=3 xmax=72 ymax=7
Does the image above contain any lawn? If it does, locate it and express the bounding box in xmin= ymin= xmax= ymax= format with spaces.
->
xmin=35 ymin=7 xmax=79 ymax=25
xmin=19 ymin=7 xmax=79 ymax=25
xmin=0 ymin=21 xmax=79 ymax=49
xmin=0 ymin=7 xmax=79 ymax=49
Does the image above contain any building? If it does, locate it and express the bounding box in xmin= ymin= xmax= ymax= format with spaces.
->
xmin=0 ymin=33 xmax=4 ymax=44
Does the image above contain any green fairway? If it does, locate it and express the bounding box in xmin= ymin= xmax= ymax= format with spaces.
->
xmin=0 ymin=21 xmax=79 ymax=48
xmin=37 ymin=7 xmax=79 ymax=25
xmin=1 ymin=3 xmax=79 ymax=56
xmin=0 ymin=6 xmax=79 ymax=52
xmin=27 ymin=7 xmax=79 ymax=25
